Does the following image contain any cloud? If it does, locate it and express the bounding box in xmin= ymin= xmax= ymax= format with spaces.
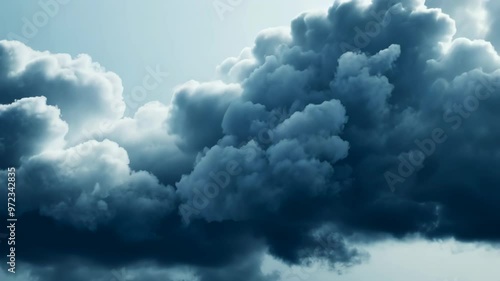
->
xmin=15 ymin=139 xmax=176 ymax=238
xmin=0 ymin=40 xmax=125 ymax=143
xmin=195 ymin=253 xmax=280 ymax=281
xmin=177 ymin=99 xmax=349 ymax=223
xmin=426 ymin=0 xmax=500 ymax=50
xmin=3 ymin=255 xmax=278 ymax=281
xmin=2 ymin=0 xmax=500 ymax=280
xmin=102 ymin=101 xmax=195 ymax=185
xmin=168 ymin=80 xmax=242 ymax=152
xmin=0 ymin=96 xmax=67 ymax=169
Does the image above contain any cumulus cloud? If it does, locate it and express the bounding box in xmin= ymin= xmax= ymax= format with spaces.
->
xmin=15 ymin=139 xmax=176 ymax=237
xmin=103 ymin=101 xmax=195 ymax=185
xmin=2 ymin=0 xmax=500 ymax=280
xmin=168 ymin=80 xmax=242 ymax=152
xmin=0 ymin=40 xmax=125 ymax=142
xmin=0 ymin=96 xmax=67 ymax=169
xmin=177 ymin=98 xmax=349 ymax=223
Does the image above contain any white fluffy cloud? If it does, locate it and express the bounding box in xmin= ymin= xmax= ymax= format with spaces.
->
xmin=0 ymin=40 xmax=125 ymax=142
xmin=0 ymin=96 xmax=67 ymax=168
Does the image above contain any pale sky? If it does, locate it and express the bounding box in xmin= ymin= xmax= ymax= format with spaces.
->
xmin=0 ymin=0 xmax=334 ymax=108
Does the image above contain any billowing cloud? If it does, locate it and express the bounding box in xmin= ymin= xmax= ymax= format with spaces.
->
xmin=2 ymin=0 xmax=500 ymax=280
xmin=168 ymin=80 xmax=242 ymax=152
xmin=103 ymin=101 xmax=195 ymax=185
xmin=426 ymin=0 xmax=500 ymax=50
xmin=16 ymin=139 xmax=176 ymax=237
xmin=0 ymin=96 xmax=67 ymax=169
xmin=0 ymin=40 xmax=125 ymax=142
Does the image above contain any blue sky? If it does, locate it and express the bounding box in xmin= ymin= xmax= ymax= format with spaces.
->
xmin=0 ymin=0 xmax=334 ymax=108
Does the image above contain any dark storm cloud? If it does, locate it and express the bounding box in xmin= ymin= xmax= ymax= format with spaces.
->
xmin=2 ymin=0 xmax=500 ymax=280
xmin=4 ymin=255 xmax=278 ymax=281
xmin=168 ymin=81 xmax=242 ymax=152
xmin=15 ymin=140 xmax=177 ymax=237
xmin=3 ymin=261 xmax=183 ymax=281
xmin=195 ymin=253 xmax=280 ymax=281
